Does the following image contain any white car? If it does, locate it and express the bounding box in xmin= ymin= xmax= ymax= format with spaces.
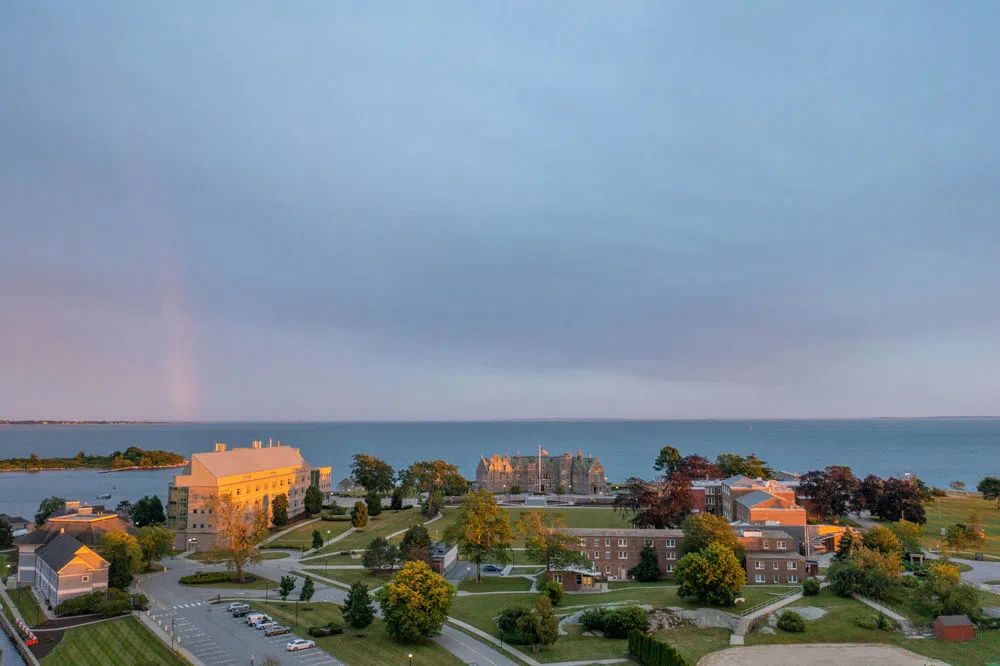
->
xmin=286 ymin=639 xmax=316 ymax=651
xmin=256 ymin=621 xmax=278 ymax=631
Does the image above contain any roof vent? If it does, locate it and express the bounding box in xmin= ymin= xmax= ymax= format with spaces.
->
xmin=214 ymin=442 xmax=227 ymax=453
xmin=251 ymin=440 xmax=262 ymax=449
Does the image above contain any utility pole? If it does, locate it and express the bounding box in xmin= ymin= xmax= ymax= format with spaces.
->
xmin=171 ymin=618 xmax=175 ymax=653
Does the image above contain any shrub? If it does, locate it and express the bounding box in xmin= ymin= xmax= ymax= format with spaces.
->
xmin=854 ymin=613 xmax=879 ymax=630
xmin=628 ymin=629 xmax=688 ymax=666
xmin=538 ymin=579 xmax=563 ymax=606
xmin=321 ymin=514 xmax=351 ymax=522
xmin=308 ymin=621 xmax=344 ymax=637
xmin=365 ymin=491 xmax=383 ymax=518
xmin=53 ymin=590 xmax=147 ymax=617
xmin=877 ymin=612 xmax=899 ymax=631
xmin=901 ymin=575 xmax=921 ymax=589
xmin=179 ymin=571 xmax=245 ymax=585
xmin=497 ymin=604 xmax=536 ymax=644
xmin=603 ymin=605 xmax=650 ymax=639
xmin=579 ymin=608 xmax=610 ymax=633
xmin=802 ymin=578 xmax=820 ymax=596
xmin=777 ymin=610 xmax=805 ymax=633
xmin=390 ymin=488 xmax=404 ymax=511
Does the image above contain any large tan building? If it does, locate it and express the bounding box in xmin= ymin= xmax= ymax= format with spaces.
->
xmin=475 ymin=450 xmax=608 ymax=495
xmin=166 ymin=441 xmax=331 ymax=551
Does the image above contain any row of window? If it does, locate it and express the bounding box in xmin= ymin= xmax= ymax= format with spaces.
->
xmin=581 ymin=538 xmax=678 ymax=548
xmin=592 ymin=550 xmax=677 ymax=561
xmin=755 ymin=574 xmax=798 ymax=583
xmin=753 ymin=560 xmax=798 ymax=570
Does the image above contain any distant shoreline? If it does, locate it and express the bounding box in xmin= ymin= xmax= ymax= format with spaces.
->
xmin=0 ymin=463 xmax=187 ymax=474
xmin=0 ymin=421 xmax=173 ymax=426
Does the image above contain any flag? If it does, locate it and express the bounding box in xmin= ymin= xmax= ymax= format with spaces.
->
xmin=539 ymin=447 xmax=549 ymax=456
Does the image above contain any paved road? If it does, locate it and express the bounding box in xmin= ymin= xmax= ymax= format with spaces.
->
xmin=0 ymin=629 xmax=27 ymax=666
xmin=438 ymin=624 xmax=519 ymax=666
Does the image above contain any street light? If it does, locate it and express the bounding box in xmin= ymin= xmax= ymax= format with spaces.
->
xmin=408 ymin=654 xmax=413 ymax=666
xmin=265 ymin=581 xmax=269 ymax=602
xmin=171 ymin=618 xmax=176 ymax=653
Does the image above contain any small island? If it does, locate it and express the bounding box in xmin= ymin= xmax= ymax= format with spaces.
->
xmin=0 ymin=445 xmax=187 ymax=473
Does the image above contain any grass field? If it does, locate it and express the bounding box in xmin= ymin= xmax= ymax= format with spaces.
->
xmin=266 ymin=520 xmax=352 ymax=550
xmin=249 ymin=601 xmax=465 ymax=666
xmin=10 ymin=585 xmax=45 ymax=626
xmin=179 ymin=573 xmax=279 ymax=590
xmin=922 ymin=495 xmax=1000 ymax=556
xmin=42 ymin=616 xmax=185 ymax=666
xmin=458 ymin=576 xmax=534 ymax=592
xmin=653 ymin=626 xmax=731 ymax=664
xmin=306 ymin=509 xmax=425 ymax=557
xmin=301 ymin=567 xmax=390 ymax=589
xmin=503 ymin=507 xmax=632 ymax=546
xmin=744 ymin=588 xmax=1000 ymax=666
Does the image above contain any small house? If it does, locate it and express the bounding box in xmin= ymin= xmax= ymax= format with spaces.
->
xmin=546 ymin=568 xmax=607 ymax=592
xmin=429 ymin=542 xmax=458 ymax=575
xmin=336 ymin=477 xmax=361 ymax=495
xmin=34 ymin=532 xmax=110 ymax=605
xmin=933 ymin=615 xmax=975 ymax=641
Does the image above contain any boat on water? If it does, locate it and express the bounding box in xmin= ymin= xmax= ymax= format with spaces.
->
xmin=96 ymin=493 xmax=112 ymax=500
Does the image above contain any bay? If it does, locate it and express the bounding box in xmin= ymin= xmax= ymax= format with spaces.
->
xmin=0 ymin=419 xmax=996 ymax=518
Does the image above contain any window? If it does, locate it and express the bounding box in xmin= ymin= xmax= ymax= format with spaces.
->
xmin=594 ymin=551 xmax=600 ymax=560
xmin=666 ymin=539 xmax=675 ymax=548
xmin=777 ymin=540 xmax=786 ymax=550
xmin=788 ymin=575 xmax=798 ymax=583
xmin=762 ymin=540 xmax=769 ymax=550
xmin=773 ymin=561 xmax=779 ymax=570
xmin=755 ymin=574 xmax=765 ymax=583
xmin=582 ymin=576 xmax=592 ymax=585
xmin=755 ymin=561 xmax=764 ymax=570
xmin=773 ymin=575 xmax=779 ymax=583
xmin=605 ymin=539 xmax=611 ymax=547
xmin=236 ymin=489 xmax=241 ymax=496
xmin=618 ymin=551 xmax=628 ymax=559
xmin=81 ymin=575 xmax=89 ymax=583
xmin=576 ymin=574 xmax=582 ymax=585
xmin=553 ymin=574 xmax=562 ymax=584
xmin=644 ymin=538 xmax=654 ymax=547
xmin=593 ymin=538 xmax=600 ymax=546
xmin=787 ymin=562 xmax=797 ymax=570
xmin=605 ymin=551 xmax=611 ymax=560
xmin=666 ymin=552 xmax=676 ymax=560
xmin=618 ymin=538 xmax=628 ymax=547
xmin=706 ymin=497 xmax=715 ymax=504
xmin=666 ymin=564 xmax=675 ymax=573
xmin=605 ymin=565 xmax=611 ymax=574
xmin=578 ymin=539 xmax=586 ymax=548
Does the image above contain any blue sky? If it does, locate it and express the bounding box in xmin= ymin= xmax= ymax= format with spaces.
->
xmin=2 ymin=3 xmax=1000 ymax=420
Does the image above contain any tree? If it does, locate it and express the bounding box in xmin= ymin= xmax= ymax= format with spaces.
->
xmin=675 ymin=542 xmax=745 ymax=607
xmin=0 ymin=518 xmax=12 ymax=549
xmin=889 ymin=520 xmax=923 ymax=556
xmin=715 ymin=453 xmax=773 ymax=479
xmin=137 ymin=525 xmax=174 ymax=570
xmin=271 ymin=493 xmax=289 ymax=527
xmin=628 ymin=544 xmax=661 ymax=582
xmin=35 ymin=496 xmax=66 ymax=526
xmin=304 ymin=486 xmax=324 ymax=515
xmin=390 ymin=487 xmax=404 ymax=510
xmin=681 ymin=512 xmax=747 ymax=562
xmin=799 ymin=466 xmax=858 ymax=520
xmin=342 ymin=581 xmax=375 ymax=630
xmin=365 ymin=491 xmax=383 ymax=517
xmin=653 ymin=446 xmax=682 ymax=475
xmin=299 ymin=576 xmax=315 ymax=608
xmin=497 ymin=604 xmax=538 ymax=645
xmin=362 ymin=536 xmax=398 ymax=573
xmin=351 ymin=501 xmax=369 ymax=529
xmin=966 ymin=513 xmax=987 ymax=549
xmin=554 ymin=484 xmax=566 ymax=495
xmin=533 ymin=595 xmax=559 ymax=652
xmin=208 ymin=492 xmax=269 ymax=583
xmin=444 ymin=489 xmax=513 ymax=582
xmin=538 ymin=579 xmax=563 ymax=606
xmin=400 ymin=460 xmax=468 ymax=496
xmin=510 ymin=485 xmax=523 ymax=495
xmin=827 ymin=547 xmax=902 ymax=599
xmin=375 ymin=560 xmax=455 ymax=641
xmin=101 ymin=530 xmax=142 ymax=589
xmin=950 ymin=480 xmax=967 ymax=493
xmin=132 ymin=495 xmax=166 ymax=527
xmin=874 ymin=477 xmax=926 ymax=524
xmin=978 ymin=477 xmax=1000 ymax=509
xmin=852 ymin=474 xmax=884 ymax=513
xmin=862 ymin=526 xmax=901 ymax=557
xmin=914 ymin=562 xmax=980 ymax=618
xmin=115 ymin=499 xmax=134 ymax=521
xmin=350 ymin=454 xmax=395 ymax=495
xmin=676 ymin=454 xmax=723 ymax=480
xmin=312 ymin=529 xmax=323 ymax=550
xmin=422 ymin=490 xmax=443 ymax=519
xmin=515 ymin=510 xmax=591 ymax=573
xmin=614 ymin=475 xmax=693 ymax=529
xmin=833 ymin=528 xmax=860 ymax=562
xmin=400 ymin=524 xmax=432 ymax=563
xmin=278 ymin=574 xmax=296 ymax=603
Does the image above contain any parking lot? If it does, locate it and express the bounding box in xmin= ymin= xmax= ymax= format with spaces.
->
xmin=151 ymin=602 xmax=342 ymax=666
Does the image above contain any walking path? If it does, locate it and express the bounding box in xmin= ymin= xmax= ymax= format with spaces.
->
xmin=851 ymin=594 xmax=918 ymax=634
xmin=445 ymin=616 xmax=628 ymax=666
xmin=730 ymin=591 xmax=802 ymax=645
xmin=300 ymin=526 xmax=356 ymax=557
xmin=261 ymin=517 xmax=322 ymax=545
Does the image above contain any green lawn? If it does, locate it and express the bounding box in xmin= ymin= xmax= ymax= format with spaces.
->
xmin=503 ymin=508 xmax=632 ymax=546
xmin=923 ymin=495 xmax=1000 ymax=556
xmin=266 ymin=520 xmax=352 ymax=550
xmin=249 ymin=601 xmax=465 ymax=666
xmin=458 ymin=576 xmax=535 ymax=592
xmin=449 ymin=584 xmax=792 ymax=664
xmin=306 ymin=509 xmax=425 ymax=558
xmin=42 ymin=616 xmax=185 ymax=666
xmin=179 ymin=573 xmax=279 ymax=590
xmin=186 ymin=549 xmax=287 ymax=562
xmin=10 ymin=585 xmax=45 ymax=626
xmin=745 ymin=588 xmax=1000 ymax=666
xmin=652 ymin=627 xmax=731 ymax=664
xmin=301 ymin=567 xmax=390 ymax=589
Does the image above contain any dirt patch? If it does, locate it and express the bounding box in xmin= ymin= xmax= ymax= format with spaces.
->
xmin=698 ymin=643 xmax=948 ymax=666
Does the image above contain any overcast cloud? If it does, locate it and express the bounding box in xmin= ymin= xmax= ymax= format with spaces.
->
xmin=2 ymin=2 xmax=1000 ymax=420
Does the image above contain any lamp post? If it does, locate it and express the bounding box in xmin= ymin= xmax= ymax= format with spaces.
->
xmin=265 ymin=581 xmax=269 ymax=603
xmin=295 ymin=600 xmax=299 ymax=629
xmin=171 ymin=618 xmax=176 ymax=653
xmin=325 ymin=557 xmax=329 ymax=575
xmin=408 ymin=654 xmax=413 ymax=666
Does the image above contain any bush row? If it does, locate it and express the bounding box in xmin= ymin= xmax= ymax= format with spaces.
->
xmin=179 ymin=571 xmax=247 ymax=585
xmin=627 ymin=630 xmax=686 ymax=666
xmin=54 ymin=590 xmax=149 ymax=617
xmin=308 ymin=620 xmax=345 ymax=637
xmin=578 ymin=605 xmax=650 ymax=639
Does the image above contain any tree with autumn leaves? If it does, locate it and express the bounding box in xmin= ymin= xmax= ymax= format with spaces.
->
xmin=515 ymin=510 xmax=591 ymax=573
xmin=376 ymin=560 xmax=455 ymax=641
xmin=445 ymin=489 xmax=513 ymax=582
xmin=208 ymin=492 xmax=269 ymax=584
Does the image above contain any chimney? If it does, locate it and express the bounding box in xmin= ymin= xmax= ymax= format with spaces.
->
xmin=252 ymin=440 xmax=262 ymax=449
xmin=214 ymin=442 xmax=227 ymax=453
xmin=269 ymin=438 xmax=273 ymax=447
xmin=60 ymin=527 xmax=65 ymax=534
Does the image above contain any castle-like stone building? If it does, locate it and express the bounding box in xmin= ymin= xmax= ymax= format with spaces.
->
xmin=475 ymin=450 xmax=608 ymax=495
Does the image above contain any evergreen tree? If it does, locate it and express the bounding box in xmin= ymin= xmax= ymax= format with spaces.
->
xmin=365 ymin=490 xmax=383 ymax=517
xmin=351 ymin=501 xmax=369 ymax=529
xmin=132 ymin=495 xmax=166 ymax=527
xmin=271 ymin=493 xmax=289 ymax=527
xmin=278 ymin=574 xmax=297 ymax=603
xmin=390 ymin=487 xmax=404 ymax=510
xmin=298 ymin=576 xmax=315 ymax=608
xmin=304 ymin=485 xmax=324 ymax=515
xmin=342 ymin=581 xmax=375 ymax=630
xmin=533 ymin=595 xmax=559 ymax=651
xmin=312 ymin=529 xmax=323 ymax=549
xmin=628 ymin=544 xmax=661 ymax=582
xmin=0 ymin=518 xmax=13 ymax=549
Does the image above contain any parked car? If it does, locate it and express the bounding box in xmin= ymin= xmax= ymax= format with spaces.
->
xmin=265 ymin=625 xmax=291 ymax=637
xmin=482 ymin=564 xmax=503 ymax=573
xmin=247 ymin=614 xmax=272 ymax=627
xmin=227 ymin=603 xmax=250 ymax=614
xmin=232 ymin=607 xmax=251 ymax=617
xmin=256 ymin=621 xmax=278 ymax=631
xmin=245 ymin=613 xmax=267 ymax=625
xmin=286 ymin=639 xmax=316 ymax=651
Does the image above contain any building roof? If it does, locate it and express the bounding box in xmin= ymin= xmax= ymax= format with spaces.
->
xmin=723 ymin=475 xmax=755 ymax=487
xmin=561 ymin=528 xmax=684 ymax=537
xmin=35 ymin=532 xmax=107 ymax=572
xmin=736 ymin=490 xmax=798 ymax=510
xmin=18 ymin=513 xmax=136 ymax=548
xmin=936 ymin=615 xmax=973 ymax=626
xmin=746 ymin=551 xmax=804 ymax=559
xmin=193 ymin=445 xmax=308 ymax=479
xmin=738 ymin=528 xmax=795 ymax=540
xmin=429 ymin=542 xmax=456 ymax=560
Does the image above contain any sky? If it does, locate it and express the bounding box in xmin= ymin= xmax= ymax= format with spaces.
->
xmin=2 ymin=3 xmax=1000 ymax=421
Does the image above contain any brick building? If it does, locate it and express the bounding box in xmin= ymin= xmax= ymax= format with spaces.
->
xmin=559 ymin=528 xmax=683 ymax=581
xmin=475 ymin=451 xmax=607 ymax=495
xmin=718 ymin=476 xmax=806 ymax=526
xmin=737 ymin=528 xmax=806 ymax=584
xmin=691 ymin=479 xmax=724 ymax=515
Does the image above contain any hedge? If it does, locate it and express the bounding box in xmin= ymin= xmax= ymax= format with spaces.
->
xmin=309 ymin=620 xmax=344 ymax=637
xmin=54 ymin=590 xmax=149 ymax=617
xmin=628 ymin=630 xmax=687 ymax=666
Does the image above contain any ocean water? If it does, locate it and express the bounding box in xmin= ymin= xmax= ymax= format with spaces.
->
xmin=0 ymin=419 xmax=996 ymax=518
